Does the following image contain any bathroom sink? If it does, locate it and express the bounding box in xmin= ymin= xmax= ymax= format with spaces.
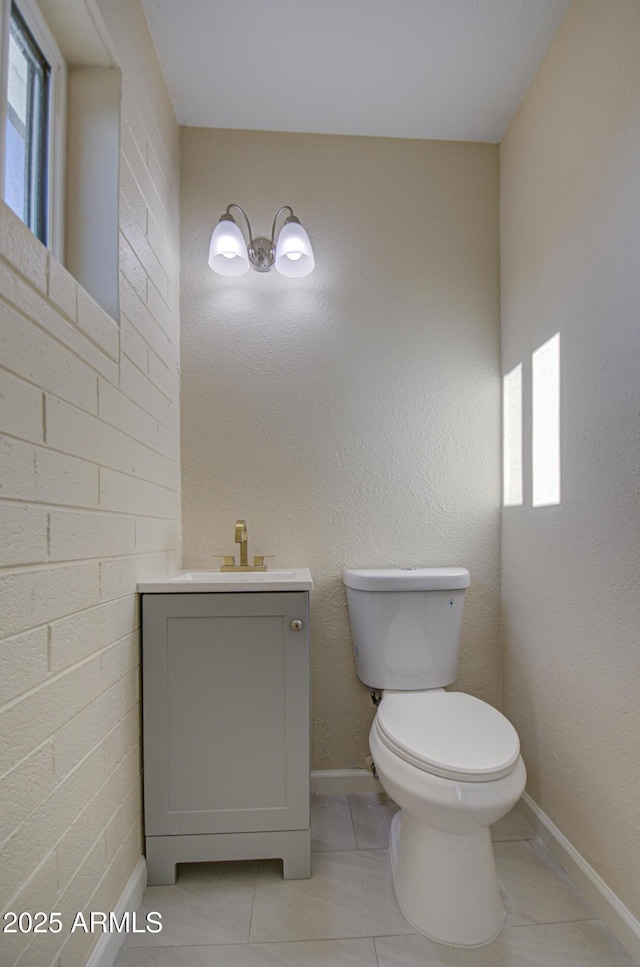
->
xmin=137 ymin=568 xmax=313 ymax=593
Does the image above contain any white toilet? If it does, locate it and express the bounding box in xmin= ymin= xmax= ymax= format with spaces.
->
xmin=343 ymin=567 xmax=526 ymax=948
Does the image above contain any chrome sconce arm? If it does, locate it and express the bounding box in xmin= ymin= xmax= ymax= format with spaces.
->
xmin=208 ymin=203 xmax=314 ymax=277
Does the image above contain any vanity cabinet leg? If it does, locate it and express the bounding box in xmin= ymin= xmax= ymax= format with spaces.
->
xmin=145 ymin=837 xmax=177 ymax=886
xmin=282 ymin=829 xmax=312 ymax=879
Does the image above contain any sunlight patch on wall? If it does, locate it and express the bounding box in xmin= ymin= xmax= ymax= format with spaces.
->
xmin=503 ymin=363 xmax=523 ymax=506
xmin=532 ymin=333 xmax=560 ymax=507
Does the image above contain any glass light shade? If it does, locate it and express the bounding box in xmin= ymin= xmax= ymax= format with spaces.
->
xmin=208 ymin=218 xmax=250 ymax=276
xmin=275 ymin=220 xmax=315 ymax=277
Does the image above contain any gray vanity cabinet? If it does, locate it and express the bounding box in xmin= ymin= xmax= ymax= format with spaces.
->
xmin=142 ymin=591 xmax=310 ymax=884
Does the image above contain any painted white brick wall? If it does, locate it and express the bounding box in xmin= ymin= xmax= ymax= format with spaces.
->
xmin=0 ymin=2 xmax=180 ymax=965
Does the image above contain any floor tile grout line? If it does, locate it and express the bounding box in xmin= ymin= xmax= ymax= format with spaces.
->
xmin=124 ymin=936 xmax=383 ymax=951
xmin=122 ymin=934 xmax=404 ymax=955
xmin=372 ymin=931 xmax=421 ymax=940
xmin=246 ymin=933 xmax=394 ymax=946
xmin=492 ymin=835 xmax=536 ymax=843
xmin=505 ymin=915 xmax=601 ymax=931
xmin=346 ymin=791 xmax=360 ymax=850
xmin=245 ymin=860 xmax=258 ymax=944
xmin=371 ymin=934 xmax=382 ymax=967
xmin=506 ymin=917 xmax=601 ymax=930
xmin=311 ymin=845 xmax=361 ymax=854
xmin=311 ymin=792 xmax=359 ymax=852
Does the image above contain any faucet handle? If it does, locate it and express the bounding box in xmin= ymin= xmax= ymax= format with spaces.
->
xmin=253 ymin=555 xmax=275 ymax=569
xmin=212 ymin=554 xmax=236 ymax=569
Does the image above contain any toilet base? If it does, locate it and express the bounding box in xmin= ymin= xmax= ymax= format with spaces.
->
xmin=389 ymin=810 xmax=505 ymax=947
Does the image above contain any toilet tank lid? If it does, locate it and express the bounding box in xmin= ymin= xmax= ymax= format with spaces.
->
xmin=343 ymin=567 xmax=470 ymax=591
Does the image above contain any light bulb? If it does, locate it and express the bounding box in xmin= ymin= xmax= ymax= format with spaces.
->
xmin=275 ymin=220 xmax=314 ymax=277
xmin=208 ymin=218 xmax=250 ymax=276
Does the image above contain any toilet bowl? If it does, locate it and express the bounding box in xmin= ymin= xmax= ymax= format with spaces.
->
xmin=369 ymin=689 xmax=526 ymax=946
xmin=342 ymin=567 xmax=526 ymax=948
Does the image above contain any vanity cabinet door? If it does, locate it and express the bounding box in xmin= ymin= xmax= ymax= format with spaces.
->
xmin=142 ymin=591 xmax=309 ymax=837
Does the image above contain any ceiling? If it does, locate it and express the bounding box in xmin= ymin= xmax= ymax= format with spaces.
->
xmin=141 ymin=0 xmax=571 ymax=144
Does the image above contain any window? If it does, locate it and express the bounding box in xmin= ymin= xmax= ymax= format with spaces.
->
xmin=503 ymin=363 xmax=523 ymax=506
xmin=5 ymin=5 xmax=49 ymax=240
xmin=532 ymin=333 xmax=561 ymax=507
xmin=0 ymin=0 xmax=66 ymax=254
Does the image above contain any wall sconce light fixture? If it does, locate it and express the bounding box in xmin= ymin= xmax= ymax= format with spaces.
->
xmin=208 ymin=204 xmax=315 ymax=278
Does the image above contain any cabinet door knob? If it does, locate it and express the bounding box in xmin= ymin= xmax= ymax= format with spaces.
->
xmin=291 ymin=620 xmax=303 ymax=630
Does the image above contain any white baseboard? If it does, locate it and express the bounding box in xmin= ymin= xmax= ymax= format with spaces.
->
xmin=85 ymin=858 xmax=147 ymax=967
xmin=311 ymin=768 xmax=381 ymax=795
xmin=518 ymin=793 xmax=640 ymax=964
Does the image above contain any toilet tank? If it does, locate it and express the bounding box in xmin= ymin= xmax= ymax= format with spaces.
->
xmin=343 ymin=568 xmax=471 ymax=690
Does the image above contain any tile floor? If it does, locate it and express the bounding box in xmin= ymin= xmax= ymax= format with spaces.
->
xmin=114 ymin=795 xmax=637 ymax=966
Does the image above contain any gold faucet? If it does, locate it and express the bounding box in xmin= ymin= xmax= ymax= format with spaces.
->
xmin=235 ymin=519 xmax=248 ymax=566
xmin=218 ymin=519 xmax=270 ymax=571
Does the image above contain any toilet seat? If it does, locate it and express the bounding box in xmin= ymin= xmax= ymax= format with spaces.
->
xmin=375 ymin=691 xmax=520 ymax=782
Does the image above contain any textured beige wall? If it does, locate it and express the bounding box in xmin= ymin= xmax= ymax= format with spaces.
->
xmin=501 ymin=0 xmax=640 ymax=919
xmin=180 ymin=129 xmax=501 ymax=770
xmin=0 ymin=1 xmax=180 ymax=964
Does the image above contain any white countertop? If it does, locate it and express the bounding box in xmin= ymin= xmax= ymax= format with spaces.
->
xmin=137 ymin=568 xmax=313 ymax=593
